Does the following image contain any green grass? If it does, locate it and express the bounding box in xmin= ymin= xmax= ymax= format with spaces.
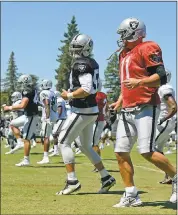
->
xmin=1 ymin=141 xmax=177 ymax=215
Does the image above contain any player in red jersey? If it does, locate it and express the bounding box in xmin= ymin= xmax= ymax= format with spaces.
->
xmin=110 ymin=17 xmax=177 ymax=207
xmin=92 ymin=92 xmax=107 ymax=172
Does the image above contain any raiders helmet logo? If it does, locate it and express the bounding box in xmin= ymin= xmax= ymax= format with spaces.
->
xmin=130 ymin=21 xmax=139 ymax=30
xmin=23 ymin=77 xmax=29 ymax=83
xmin=78 ymin=64 xmax=86 ymax=72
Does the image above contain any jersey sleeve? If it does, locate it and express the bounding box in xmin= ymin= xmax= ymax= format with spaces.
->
xmin=141 ymin=42 xmax=164 ymax=68
xmin=57 ymin=98 xmax=63 ymax=107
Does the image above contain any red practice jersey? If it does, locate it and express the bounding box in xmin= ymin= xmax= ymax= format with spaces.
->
xmin=119 ymin=41 xmax=162 ymax=108
xmin=96 ymin=92 xmax=107 ymax=121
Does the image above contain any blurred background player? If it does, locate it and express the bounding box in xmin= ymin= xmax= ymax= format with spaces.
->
xmin=49 ymin=91 xmax=67 ymax=157
xmin=92 ymin=91 xmax=107 ymax=172
xmin=37 ymin=79 xmax=58 ymax=164
xmin=154 ymin=70 xmax=177 ymax=184
xmin=5 ymin=91 xmax=25 ymax=154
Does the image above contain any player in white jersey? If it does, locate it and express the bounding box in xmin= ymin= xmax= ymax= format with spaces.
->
xmin=37 ymin=79 xmax=58 ymax=164
xmin=49 ymin=91 xmax=67 ymax=157
xmin=155 ymin=70 xmax=177 ymax=184
xmin=5 ymin=92 xmax=27 ymax=154
xmin=56 ymin=34 xmax=115 ymax=195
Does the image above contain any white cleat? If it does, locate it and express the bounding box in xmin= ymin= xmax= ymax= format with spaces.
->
xmin=56 ymin=180 xmax=81 ymax=195
xmin=49 ymin=151 xmax=59 ymax=157
xmin=165 ymin=150 xmax=173 ymax=155
xmin=5 ymin=149 xmax=15 ymax=155
xmin=37 ymin=157 xmax=50 ymax=164
xmin=99 ymin=143 xmax=104 ymax=150
xmin=49 ymin=147 xmax=54 ymax=153
xmin=170 ymin=175 xmax=177 ymax=203
xmin=4 ymin=144 xmax=10 ymax=148
xmin=113 ymin=192 xmax=143 ymax=208
xmin=15 ymin=159 xmax=30 ymax=167
xmin=75 ymin=148 xmax=82 ymax=155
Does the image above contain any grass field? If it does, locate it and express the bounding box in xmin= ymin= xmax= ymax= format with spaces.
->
xmin=1 ymin=141 xmax=177 ymax=215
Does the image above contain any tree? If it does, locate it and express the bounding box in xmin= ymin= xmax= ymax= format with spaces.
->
xmin=3 ymin=52 xmax=21 ymax=102
xmin=55 ymin=16 xmax=79 ymax=91
xmin=30 ymin=74 xmax=39 ymax=87
xmin=104 ymin=53 xmax=121 ymax=102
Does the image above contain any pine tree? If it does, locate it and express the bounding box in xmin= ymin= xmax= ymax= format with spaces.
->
xmin=104 ymin=53 xmax=121 ymax=102
xmin=3 ymin=51 xmax=20 ymax=94
xmin=55 ymin=16 xmax=79 ymax=91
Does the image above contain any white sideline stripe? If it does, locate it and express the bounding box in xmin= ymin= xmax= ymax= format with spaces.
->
xmin=81 ymin=161 xmax=163 ymax=174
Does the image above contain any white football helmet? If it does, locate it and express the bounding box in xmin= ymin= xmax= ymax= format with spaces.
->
xmin=18 ymin=74 xmax=33 ymax=90
xmin=11 ymin=92 xmax=22 ymax=102
xmin=165 ymin=69 xmax=171 ymax=83
xmin=40 ymin=79 xmax=52 ymax=90
xmin=69 ymin=34 xmax=93 ymax=58
xmin=54 ymin=91 xmax=61 ymax=98
xmin=117 ymin=17 xmax=146 ymax=48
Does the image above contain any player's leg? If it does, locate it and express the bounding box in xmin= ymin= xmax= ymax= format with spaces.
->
xmin=79 ymin=120 xmax=116 ymax=193
xmin=135 ymin=106 xmax=177 ymax=203
xmin=37 ymin=121 xmax=54 ymax=164
xmin=155 ymin=120 xmax=175 ymax=184
xmin=92 ymin=121 xmax=105 ymax=171
xmin=16 ymin=115 xmax=39 ymax=167
xmin=113 ymin=112 xmax=142 ymax=208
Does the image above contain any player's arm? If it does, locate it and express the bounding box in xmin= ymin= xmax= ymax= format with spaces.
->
xmin=159 ymin=94 xmax=177 ymax=124
xmin=3 ymin=98 xmax=29 ymax=111
xmin=61 ymin=73 xmax=92 ymax=100
xmin=43 ymin=99 xmax=50 ymax=119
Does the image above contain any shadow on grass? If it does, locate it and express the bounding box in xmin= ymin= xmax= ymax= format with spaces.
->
xmin=31 ymin=165 xmax=65 ymax=168
xmin=102 ymin=158 xmax=116 ymax=161
xmin=107 ymin=169 xmax=120 ymax=173
xmin=30 ymin=152 xmax=43 ymax=155
xmin=76 ymin=190 xmax=147 ymax=195
xmin=143 ymin=201 xmax=177 ymax=210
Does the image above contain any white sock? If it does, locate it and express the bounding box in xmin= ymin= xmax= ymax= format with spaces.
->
xmin=67 ymin=172 xmax=77 ymax=181
xmin=125 ymin=186 xmax=138 ymax=197
xmin=24 ymin=156 xmax=29 ymax=161
xmin=54 ymin=145 xmax=58 ymax=153
xmin=99 ymin=168 xmax=109 ymax=178
xmin=44 ymin=152 xmax=48 ymax=157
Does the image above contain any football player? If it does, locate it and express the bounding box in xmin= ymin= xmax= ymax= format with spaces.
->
xmin=49 ymin=91 xmax=67 ymax=157
xmin=5 ymin=91 xmax=26 ymax=154
xmin=56 ymin=34 xmax=116 ymax=195
xmin=3 ymin=74 xmax=39 ymax=166
xmin=154 ymin=70 xmax=177 ymax=184
xmin=37 ymin=79 xmax=58 ymax=164
xmin=110 ymin=17 xmax=177 ymax=207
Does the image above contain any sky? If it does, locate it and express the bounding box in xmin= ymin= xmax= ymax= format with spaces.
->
xmin=1 ymin=1 xmax=177 ymax=93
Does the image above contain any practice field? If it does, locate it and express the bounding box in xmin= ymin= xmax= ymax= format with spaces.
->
xmin=1 ymin=142 xmax=177 ymax=215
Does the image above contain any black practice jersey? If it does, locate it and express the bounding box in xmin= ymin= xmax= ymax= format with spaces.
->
xmin=69 ymin=57 xmax=99 ymax=109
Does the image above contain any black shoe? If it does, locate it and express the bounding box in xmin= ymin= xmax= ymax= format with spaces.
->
xmin=98 ymin=175 xmax=116 ymax=194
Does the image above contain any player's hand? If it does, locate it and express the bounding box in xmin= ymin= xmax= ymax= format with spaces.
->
xmin=61 ymin=89 xmax=68 ymax=100
xmin=2 ymin=105 xmax=12 ymax=112
xmin=110 ymin=101 xmax=121 ymax=111
xmin=123 ymin=78 xmax=141 ymax=89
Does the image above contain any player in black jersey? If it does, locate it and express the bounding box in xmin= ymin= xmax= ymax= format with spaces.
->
xmin=3 ymin=74 xmax=39 ymax=166
xmin=56 ymin=34 xmax=116 ymax=195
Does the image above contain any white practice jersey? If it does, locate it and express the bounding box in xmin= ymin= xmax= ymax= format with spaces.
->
xmin=65 ymin=102 xmax=72 ymax=116
xmin=57 ymin=97 xmax=67 ymax=119
xmin=11 ymin=100 xmax=24 ymax=119
xmin=158 ymin=84 xmax=176 ymax=120
xmin=40 ymin=89 xmax=58 ymax=122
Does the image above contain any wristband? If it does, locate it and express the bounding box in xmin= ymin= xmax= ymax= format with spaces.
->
xmin=9 ymin=106 xmax=12 ymax=111
xmin=67 ymin=92 xmax=74 ymax=99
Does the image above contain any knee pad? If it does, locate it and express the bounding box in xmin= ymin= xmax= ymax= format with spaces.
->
xmin=59 ymin=143 xmax=75 ymax=164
